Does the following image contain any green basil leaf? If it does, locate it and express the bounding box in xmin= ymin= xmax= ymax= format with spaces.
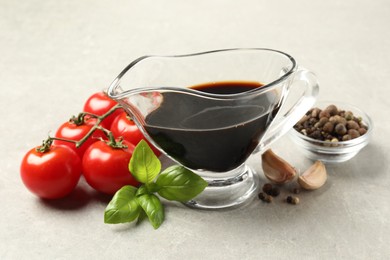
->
xmin=136 ymin=194 xmax=164 ymax=229
xmin=129 ymin=140 xmax=161 ymax=184
xmin=136 ymin=183 xmax=160 ymax=197
xmin=136 ymin=209 xmax=147 ymax=226
xmin=156 ymin=165 xmax=208 ymax=202
xmin=135 ymin=184 xmax=148 ymax=197
xmin=104 ymin=185 xmax=141 ymax=224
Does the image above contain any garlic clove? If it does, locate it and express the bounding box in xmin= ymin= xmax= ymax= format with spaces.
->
xmin=261 ymin=149 xmax=297 ymax=184
xmin=298 ymin=160 xmax=327 ymax=190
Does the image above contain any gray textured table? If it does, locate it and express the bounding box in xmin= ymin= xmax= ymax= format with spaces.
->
xmin=1 ymin=0 xmax=389 ymax=259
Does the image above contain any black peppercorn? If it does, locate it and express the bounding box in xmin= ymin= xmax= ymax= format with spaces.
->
xmin=258 ymin=192 xmax=266 ymax=200
xmin=325 ymin=104 xmax=338 ymax=116
xmin=258 ymin=192 xmax=272 ymax=203
xmin=347 ymin=120 xmax=359 ymax=130
xmin=286 ymin=196 xmax=299 ymax=205
xmin=348 ymin=129 xmax=360 ymax=139
xmin=335 ymin=123 xmax=347 ymax=135
xmin=323 ymin=122 xmax=335 ymax=133
xmin=262 ymin=183 xmax=273 ymax=195
xmin=294 ymin=104 xmax=368 ymax=143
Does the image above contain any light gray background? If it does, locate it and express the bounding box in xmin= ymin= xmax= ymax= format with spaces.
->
xmin=1 ymin=0 xmax=389 ymax=259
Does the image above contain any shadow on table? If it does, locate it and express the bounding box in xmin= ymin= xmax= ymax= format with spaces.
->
xmin=38 ymin=179 xmax=113 ymax=211
xmin=39 ymin=186 xmax=92 ymax=210
xmin=326 ymin=142 xmax=386 ymax=180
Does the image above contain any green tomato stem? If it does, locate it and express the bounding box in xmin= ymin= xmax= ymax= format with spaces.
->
xmin=50 ymin=136 xmax=78 ymax=144
xmin=69 ymin=112 xmax=99 ymax=126
xmin=39 ymin=103 xmax=123 ymax=152
xmin=95 ymin=125 xmax=128 ymax=149
xmin=73 ymin=104 xmax=123 ymax=148
xmin=36 ymin=137 xmax=54 ymax=153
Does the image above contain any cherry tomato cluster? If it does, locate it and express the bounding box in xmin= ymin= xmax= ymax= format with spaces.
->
xmin=20 ymin=92 xmax=160 ymax=199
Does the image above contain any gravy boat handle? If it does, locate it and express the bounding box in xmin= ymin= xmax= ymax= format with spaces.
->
xmin=256 ymin=68 xmax=319 ymax=153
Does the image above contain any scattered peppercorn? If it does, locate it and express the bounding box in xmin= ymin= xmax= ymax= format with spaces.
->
xmin=293 ymin=104 xmax=368 ymax=143
xmin=258 ymin=192 xmax=272 ymax=203
xmin=262 ymin=183 xmax=273 ymax=195
xmin=286 ymin=195 xmax=299 ymax=205
xmin=262 ymin=183 xmax=281 ymax=197
xmin=258 ymin=192 xmax=266 ymax=200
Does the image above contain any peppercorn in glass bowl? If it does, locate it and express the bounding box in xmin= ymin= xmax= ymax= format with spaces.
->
xmin=288 ymin=101 xmax=373 ymax=163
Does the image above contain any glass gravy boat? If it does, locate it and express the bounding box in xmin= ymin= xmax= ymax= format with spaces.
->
xmin=107 ymin=48 xmax=319 ymax=210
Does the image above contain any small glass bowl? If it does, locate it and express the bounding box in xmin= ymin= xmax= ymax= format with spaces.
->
xmin=288 ymin=101 xmax=373 ymax=163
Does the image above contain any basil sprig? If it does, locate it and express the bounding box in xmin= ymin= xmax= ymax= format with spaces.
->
xmin=104 ymin=140 xmax=208 ymax=229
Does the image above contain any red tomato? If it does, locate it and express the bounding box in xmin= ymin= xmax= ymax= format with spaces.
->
xmin=20 ymin=145 xmax=82 ymax=199
xmin=110 ymin=112 xmax=161 ymax=156
xmin=82 ymin=140 xmax=139 ymax=195
xmin=83 ymin=92 xmax=124 ymax=128
xmin=54 ymin=117 xmax=105 ymax=158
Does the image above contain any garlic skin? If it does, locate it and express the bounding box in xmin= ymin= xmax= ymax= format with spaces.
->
xmin=298 ymin=160 xmax=327 ymax=190
xmin=261 ymin=149 xmax=297 ymax=184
